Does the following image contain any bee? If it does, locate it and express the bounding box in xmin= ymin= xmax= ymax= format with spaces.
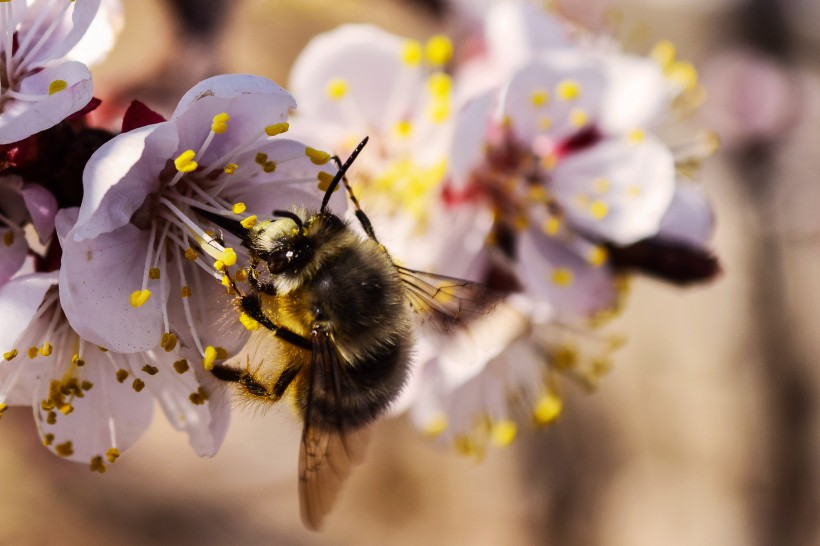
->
xmin=207 ymin=137 xmax=493 ymax=530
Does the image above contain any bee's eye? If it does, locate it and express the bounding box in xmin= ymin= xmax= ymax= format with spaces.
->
xmin=260 ymin=240 xmax=312 ymax=274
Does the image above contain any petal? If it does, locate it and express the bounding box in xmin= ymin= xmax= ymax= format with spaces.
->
xmin=449 ymin=90 xmax=498 ymax=189
xmin=65 ymin=0 xmax=124 ymax=67
xmin=0 ymin=226 xmax=28 ymax=286
xmin=599 ymin=54 xmax=670 ymax=134
xmin=133 ymin=349 xmax=231 ymax=457
xmin=503 ymin=53 xmax=607 ymax=143
xmin=551 ymin=134 xmax=676 ymax=245
xmin=658 ymin=182 xmax=715 ymax=249
xmin=485 ymin=2 xmax=573 ymax=70
xmin=0 ymin=61 xmax=93 ymax=145
xmin=34 ymin=349 xmax=154 ymax=467
xmin=20 ymin=183 xmax=58 ymax=242
xmin=289 ymin=24 xmax=423 ymax=133
xmin=171 ymin=74 xmax=296 ymax=166
xmin=0 ymin=272 xmax=58 ymax=354
xmin=58 ymin=220 xmax=168 ymax=353
xmin=517 ymin=229 xmax=616 ymax=319
xmin=73 ymin=122 xmax=178 ymax=240
xmin=21 ymin=0 xmax=102 ymax=65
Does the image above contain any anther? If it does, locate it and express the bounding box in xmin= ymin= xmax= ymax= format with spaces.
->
xmin=129 ymin=289 xmax=152 ymax=308
xmin=174 ymin=150 xmax=198 ymax=173
xmin=211 ymin=112 xmax=230 ymax=134
xmin=202 ymin=346 xmax=217 ymax=371
xmin=48 ymin=79 xmax=67 ymax=95
xmin=265 ymin=122 xmax=289 ymax=136
xmin=426 ymin=35 xmax=453 ymax=66
xmin=160 ymin=332 xmax=177 ymax=352
xmin=305 ymin=147 xmax=331 ymax=165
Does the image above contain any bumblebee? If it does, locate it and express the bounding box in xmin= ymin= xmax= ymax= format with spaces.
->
xmin=208 ymin=137 xmax=492 ymax=529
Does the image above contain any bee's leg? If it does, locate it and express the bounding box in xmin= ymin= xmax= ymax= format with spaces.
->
xmin=246 ymin=266 xmax=276 ymax=295
xmin=211 ymin=363 xmax=297 ymax=402
xmin=222 ymin=268 xmax=312 ymax=351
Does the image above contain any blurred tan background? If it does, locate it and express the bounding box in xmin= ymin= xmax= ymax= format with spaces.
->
xmin=3 ymin=0 xmax=820 ymax=544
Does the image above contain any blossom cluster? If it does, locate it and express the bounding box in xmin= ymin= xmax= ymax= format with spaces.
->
xmin=0 ymin=0 xmax=719 ymax=472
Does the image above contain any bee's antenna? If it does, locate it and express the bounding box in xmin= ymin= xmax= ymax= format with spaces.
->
xmin=324 ymin=138 xmax=380 ymax=244
xmin=320 ymin=136 xmax=369 ymax=214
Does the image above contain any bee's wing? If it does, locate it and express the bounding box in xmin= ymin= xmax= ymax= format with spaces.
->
xmin=298 ymin=328 xmax=371 ymax=531
xmin=396 ymin=265 xmax=498 ymax=336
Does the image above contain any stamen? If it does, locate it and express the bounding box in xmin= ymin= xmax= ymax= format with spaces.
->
xmin=401 ymin=40 xmax=423 ymax=66
xmin=326 ymin=78 xmax=348 ymax=100
xmin=173 ymin=245 xmax=206 ymax=356
xmin=174 ymin=150 xmax=198 ymax=173
xmin=264 ymin=122 xmax=289 ymax=137
xmin=202 ymin=346 xmax=217 ymax=371
xmin=211 ymin=112 xmax=230 ymax=134
xmin=533 ymin=392 xmax=563 ymax=425
xmin=305 ymin=147 xmax=331 ymax=166
xmin=425 ymin=35 xmax=453 ymax=66
xmin=14 ymin=0 xmax=73 ymax=77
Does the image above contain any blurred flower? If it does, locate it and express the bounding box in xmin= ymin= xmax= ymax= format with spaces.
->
xmin=58 ymin=74 xmax=336 ymax=364
xmin=0 ymin=174 xmax=57 ymax=285
xmin=0 ymin=267 xmax=229 ymax=472
xmin=0 ymin=0 xmax=104 ymax=144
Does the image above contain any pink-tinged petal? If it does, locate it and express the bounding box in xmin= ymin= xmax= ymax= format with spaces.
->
xmin=290 ymin=24 xmax=422 ymax=133
xmin=0 ymin=61 xmax=93 ymax=144
xmin=73 ymin=122 xmax=178 ymax=240
xmin=517 ymin=229 xmax=616 ymax=320
xmin=0 ymin=226 xmax=27 ymax=286
xmin=20 ymin=183 xmax=58 ymax=242
xmin=449 ymin=91 xmax=498 ymax=189
xmin=0 ymin=272 xmax=58 ymax=354
xmin=58 ymin=221 xmax=168 ymax=353
xmin=66 ymin=0 xmax=123 ymax=67
xmin=135 ymin=349 xmax=231 ymax=457
xmin=171 ymin=75 xmax=296 ymax=166
xmin=599 ymin=54 xmax=669 ymax=134
xmin=34 ymin=349 xmax=154 ymax=467
xmin=551 ymin=134 xmax=676 ymax=245
xmin=23 ymin=0 xmax=102 ymax=66
xmin=485 ymin=2 xmax=573 ymax=70
xmin=503 ymin=53 xmax=606 ymax=143
xmin=658 ymin=183 xmax=715 ymax=249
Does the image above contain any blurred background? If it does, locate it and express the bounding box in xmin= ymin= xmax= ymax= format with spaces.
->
xmin=2 ymin=0 xmax=820 ymax=544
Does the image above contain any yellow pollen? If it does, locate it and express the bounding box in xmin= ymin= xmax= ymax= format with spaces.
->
xmin=48 ymin=79 xmax=68 ymax=95
xmin=184 ymin=248 xmax=198 ymax=261
xmin=0 ymin=403 xmax=7 ymax=416
xmin=4 ymin=349 xmax=18 ymax=361
xmin=326 ymin=78 xmax=348 ymax=100
xmin=239 ymin=312 xmax=261 ymax=331
xmin=305 ymin=147 xmax=331 ymax=166
xmin=540 ymin=152 xmax=558 ymax=170
xmin=423 ymin=414 xmax=448 ymax=437
xmin=129 ymin=289 xmax=152 ymax=308
xmin=42 ymin=433 xmax=54 ymax=446
xmin=81 ymin=380 xmax=93 ymax=390
xmin=552 ymin=268 xmax=574 ymax=287
xmin=529 ymin=185 xmax=549 ymax=203
xmin=590 ymin=200 xmax=609 ymax=220
xmin=213 ymin=259 xmax=225 ymax=271
xmin=667 ymin=60 xmax=698 ymax=90
xmin=3 ymin=231 xmax=13 ymax=246
xmin=254 ymin=152 xmax=268 ymax=165
xmin=173 ymin=359 xmax=189 ymax=374
xmin=554 ymin=345 xmax=578 ymax=369
xmin=46 ymin=410 xmax=56 ymax=424
xmin=174 ymin=150 xmax=198 ymax=173
xmin=106 ymin=447 xmax=120 ymax=463
xmin=236 ymin=269 xmax=248 ymax=282
xmin=569 ymin=108 xmax=588 ymax=127
xmin=211 ymin=112 xmax=230 ymax=134
xmin=27 ymin=346 xmax=38 ymax=359
xmin=542 ymin=216 xmax=561 ymax=236
xmin=202 ymin=346 xmax=217 ymax=371
xmin=557 ymin=79 xmax=582 ymax=101
xmin=491 ymin=420 xmax=518 ymax=447
xmin=240 ymin=215 xmax=257 ymax=229
xmin=221 ymin=274 xmax=231 ymax=289
xmin=39 ymin=343 xmax=53 ymax=357
xmin=530 ymin=89 xmax=549 ymax=107
xmin=58 ymin=403 xmax=73 ymax=415
xmin=264 ymin=122 xmax=289 ymax=136
xmin=651 ymin=40 xmax=677 ymax=68
xmin=232 ymin=203 xmax=246 ymax=214
xmin=72 ymin=354 xmax=84 ymax=366
xmin=593 ymin=177 xmax=610 ymax=194
xmin=588 ymin=246 xmax=608 ymax=267
xmin=317 ymin=171 xmax=335 ymax=192
xmin=116 ymin=369 xmax=129 ymax=383
xmin=427 ymin=73 xmax=452 ymax=98
xmin=224 ymin=163 xmax=238 ymax=175
xmin=428 ymin=98 xmax=451 ymax=123
xmin=55 ymin=441 xmax=74 ymax=457
xmin=132 ymin=379 xmax=145 ymax=393
xmin=160 ymin=332 xmax=177 ymax=352
xmin=425 ymin=35 xmax=453 ymax=66
xmin=142 ymin=364 xmax=159 ymax=375
xmin=180 ymin=285 xmax=191 ymax=298
xmin=189 ymin=392 xmax=206 ymax=405
xmin=401 ymin=40 xmax=423 ymax=66
xmin=90 ymin=456 xmax=107 ymax=473
xmin=533 ymin=393 xmax=563 ymax=425
xmin=221 ymin=247 xmax=237 ymax=267
xmin=148 ymin=267 xmax=161 ymax=280
xmin=628 ymin=129 xmax=646 ymax=144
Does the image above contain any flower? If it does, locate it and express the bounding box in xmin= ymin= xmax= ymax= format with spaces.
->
xmin=0 ymin=174 xmax=57 ymax=286
xmin=0 ymin=0 xmax=103 ymax=144
xmin=0 ymin=266 xmax=229 ymax=471
xmin=58 ymin=74 xmax=337 ymax=366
